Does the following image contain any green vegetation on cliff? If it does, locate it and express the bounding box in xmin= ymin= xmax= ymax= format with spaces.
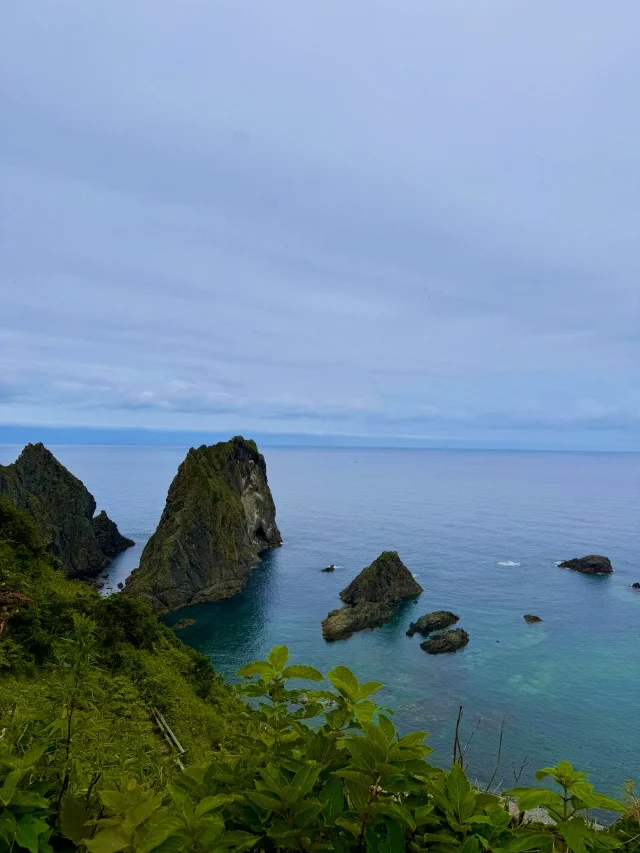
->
xmin=126 ymin=436 xmax=281 ymax=612
xmin=0 ymin=499 xmax=638 ymax=852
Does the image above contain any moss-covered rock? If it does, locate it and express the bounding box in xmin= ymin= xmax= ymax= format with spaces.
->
xmin=524 ymin=614 xmax=542 ymax=623
xmin=0 ymin=443 xmax=134 ymax=577
xmin=421 ymin=628 xmax=469 ymax=654
xmin=406 ymin=610 xmax=459 ymax=636
xmin=322 ymin=551 xmax=422 ymax=641
xmin=126 ymin=436 xmax=281 ymax=613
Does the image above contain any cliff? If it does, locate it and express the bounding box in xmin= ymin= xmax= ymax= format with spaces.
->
xmin=0 ymin=443 xmax=134 ymax=577
xmin=126 ymin=436 xmax=281 ymax=612
xmin=322 ymin=551 xmax=422 ymax=641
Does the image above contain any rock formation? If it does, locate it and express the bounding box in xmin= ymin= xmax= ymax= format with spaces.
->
xmin=559 ymin=555 xmax=613 ymax=574
xmin=406 ymin=610 xmax=459 ymax=636
xmin=322 ymin=564 xmax=336 ymax=572
xmin=421 ymin=628 xmax=469 ymax=654
xmin=631 ymin=582 xmax=640 ymax=590
xmin=524 ymin=614 xmax=542 ymax=623
xmin=322 ymin=551 xmax=422 ymax=641
xmin=126 ymin=436 xmax=281 ymax=612
xmin=0 ymin=443 xmax=134 ymax=577
xmin=92 ymin=510 xmax=135 ymax=558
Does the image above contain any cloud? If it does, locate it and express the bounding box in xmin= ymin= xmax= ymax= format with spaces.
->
xmin=1 ymin=0 xmax=639 ymax=448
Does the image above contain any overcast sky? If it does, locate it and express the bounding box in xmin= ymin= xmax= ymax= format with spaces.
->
xmin=2 ymin=1 xmax=639 ymax=449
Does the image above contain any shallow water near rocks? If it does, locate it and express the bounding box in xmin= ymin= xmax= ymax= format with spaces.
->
xmin=2 ymin=445 xmax=638 ymax=794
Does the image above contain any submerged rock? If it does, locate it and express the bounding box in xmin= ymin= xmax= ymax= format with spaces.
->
xmin=172 ymin=618 xmax=196 ymax=630
xmin=126 ymin=436 xmax=281 ymax=613
xmin=322 ymin=564 xmax=336 ymax=572
xmin=559 ymin=555 xmax=613 ymax=574
xmin=322 ymin=551 xmax=422 ymax=641
xmin=421 ymin=628 xmax=469 ymax=655
xmin=407 ymin=610 xmax=459 ymax=636
xmin=524 ymin=614 xmax=542 ymax=623
xmin=0 ymin=443 xmax=134 ymax=577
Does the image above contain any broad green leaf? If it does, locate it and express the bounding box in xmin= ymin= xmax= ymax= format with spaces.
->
xmin=83 ymin=827 xmax=130 ymax=853
xmin=361 ymin=722 xmax=389 ymax=759
xmin=0 ymin=769 xmax=21 ymax=806
xmin=365 ymin=827 xmax=380 ymax=853
xmin=247 ymin=791 xmax=283 ymax=812
xmin=8 ymin=791 xmax=49 ymax=808
xmin=194 ymin=795 xmax=231 ymax=820
xmin=282 ymin=664 xmax=323 ymax=681
xmin=343 ymin=777 xmax=370 ymax=812
xmin=215 ymin=829 xmax=259 ymax=851
xmin=378 ymin=714 xmax=396 ymax=743
xmin=335 ymin=817 xmax=361 ymax=838
xmin=569 ymin=783 xmax=625 ymax=812
xmin=447 ymin=762 xmax=471 ymax=819
xmin=292 ymin=763 xmax=320 ymax=798
xmin=15 ymin=815 xmax=47 ymax=853
xmin=460 ymin=837 xmax=480 ymax=853
xmin=60 ymin=796 xmax=91 ymax=844
xmin=357 ymin=681 xmax=384 ymax=700
xmin=504 ymin=832 xmax=554 ymax=852
xmin=237 ymin=661 xmax=273 ymax=679
xmin=18 ymin=745 xmax=46 ymax=770
xmin=504 ymin=787 xmax=564 ymax=813
xmin=268 ymin=645 xmax=289 ymax=673
xmin=136 ymin=817 xmax=186 ymax=853
xmin=385 ymin=818 xmax=405 ymax=853
xmin=396 ymin=731 xmax=429 ymax=749
xmin=294 ymin=799 xmax=324 ymax=828
xmin=328 ymin=665 xmax=360 ymax=700
xmin=556 ymin=818 xmax=590 ymax=853
xmin=320 ymin=776 xmax=344 ymax=822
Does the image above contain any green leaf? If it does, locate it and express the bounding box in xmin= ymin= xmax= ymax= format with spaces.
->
xmin=361 ymin=722 xmax=390 ymax=759
xmin=292 ymin=763 xmax=320 ymax=798
xmin=136 ymin=819 xmax=185 ymax=853
xmin=504 ymin=833 xmax=554 ymax=852
xmin=247 ymin=792 xmax=283 ymax=812
xmin=15 ymin=815 xmax=49 ymax=853
xmin=194 ymin=795 xmax=231 ymax=820
xmin=357 ymin=681 xmax=384 ymax=700
xmin=556 ymin=818 xmax=590 ymax=853
xmin=83 ymin=827 xmax=131 ymax=853
xmin=60 ymin=796 xmax=90 ymax=844
xmin=236 ymin=661 xmax=273 ymax=679
xmin=447 ymin=762 xmax=471 ymax=818
xmin=343 ymin=777 xmax=370 ymax=812
xmin=320 ymin=776 xmax=344 ymax=822
xmin=282 ymin=664 xmax=323 ymax=681
xmin=8 ymin=791 xmax=49 ymax=808
xmin=18 ymin=745 xmax=46 ymax=770
xmin=0 ymin=769 xmax=21 ymax=806
xmin=335 ymin=817 xmax=361 ymax=838
xmin=294 ymin=799 xmax=324 ymax=829
xmin=378 ymin=714 xmax=396 ymax=743
xmin=460 ymin=837 xmax=480 ymax=853
xmin=385 ymin=818 xmax=405 ymax=853
xmin=267 ymin=646 xmax=289 ymax=673
xmin=215 ymin=830 xmax=259 ymax=851
xmin=327 ymin=665 xmax=360 ymax=700
xmin=504 ymin=787 xmax=564 ymax=813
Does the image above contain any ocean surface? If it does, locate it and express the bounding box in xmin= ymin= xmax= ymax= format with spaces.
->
xmin=2 ymin=445 xmax=638 ymax=795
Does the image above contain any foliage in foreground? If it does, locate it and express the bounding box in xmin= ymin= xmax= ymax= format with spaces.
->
xmin=0 ymin=498 xmax=638 ymax=851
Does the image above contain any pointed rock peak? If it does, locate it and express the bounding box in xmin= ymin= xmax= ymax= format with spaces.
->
xmin=340 ymin=551 xmax=423 ymax=606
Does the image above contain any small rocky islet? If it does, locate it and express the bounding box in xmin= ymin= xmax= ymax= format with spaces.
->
xmin=0 ymin=442 xmax=134 ymax=577
xmin=524 ymin=614 xmax=543 ymax=623
xmin=559 ymin=554 xmax=613 ymax=574
xmin=322 ymin=551 xmax=423 ymax=641
xmin=406 ymin=610 xmax=459 ymax=636
xmin=421 ymin=628 xmax=470 ymax=655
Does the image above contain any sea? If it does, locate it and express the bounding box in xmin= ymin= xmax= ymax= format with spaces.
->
xmin=2 ymin=445 xmax=638 ymax=795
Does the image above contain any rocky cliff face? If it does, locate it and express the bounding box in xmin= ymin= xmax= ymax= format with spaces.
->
xmin=126 ymin=436 xmax=281 ymax=612
xmin=322 ymin=551 xmax=423 ymax=641
xmin=0 ymin=443 xmax=134 ymax=576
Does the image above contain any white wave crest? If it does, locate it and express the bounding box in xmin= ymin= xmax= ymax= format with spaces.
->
xmin=497 ymin=560 xmax=521 ymax=567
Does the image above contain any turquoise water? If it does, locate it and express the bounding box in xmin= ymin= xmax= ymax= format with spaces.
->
xmin=2 ymin=445 xmax=638 ymax=794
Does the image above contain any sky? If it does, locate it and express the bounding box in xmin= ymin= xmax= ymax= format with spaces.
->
xmin=2 ymin=1 xmax=639 ymax=450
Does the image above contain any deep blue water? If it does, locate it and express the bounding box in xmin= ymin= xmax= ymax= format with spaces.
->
xmin=2 ymin=445 xmax=638 ymax=794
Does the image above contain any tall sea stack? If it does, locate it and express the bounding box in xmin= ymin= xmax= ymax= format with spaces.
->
xmin=126 ymin=436 xmax=281 ymax=612
xmin=0 ymin=443 xmax=134 ymax=577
